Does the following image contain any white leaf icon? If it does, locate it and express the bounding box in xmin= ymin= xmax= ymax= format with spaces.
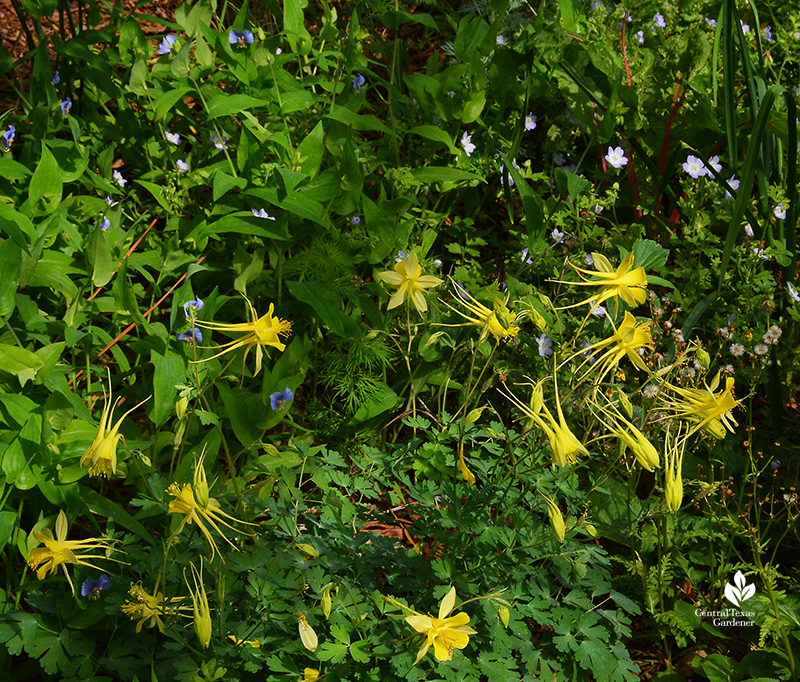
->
xmin=724 ymin=582 xmax=741 ymax=607
xmin=740 ymin=583 xmax=755 ymax=603
xmin=734 ymin=571 xmax=747 ymax=589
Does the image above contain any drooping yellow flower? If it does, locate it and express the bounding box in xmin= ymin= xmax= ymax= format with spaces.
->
xmin=298 ymin=668 xmax=320 ymax=682
xmin=443 ymin=285 xmax=520 ymax=342
xmin=542 ymin=494 xmax=566 ymax=543
xmin=403 ymin=587 xmax=477 ymax=664
xmin=457 ymin=442 xmax=476 ymax=485
xmin=186 ymin=560 xmax=212 ymax=648
xmin=578 ymin=311 xmax=652 ymax=380
xmin=80 ymin=377 xmax=148 ymax=477
xmin=27 ymin=510 xmax=120 ymax=594
xmin=121 ymin=582 xmax=186 ymax=633
xmin=590 ymin=397 xmax=660 ymax=472
xmin=297 ymin=612 xmax=318 ymax=651
xmin=553 ymin=252 xmax=647 ymax=309
xmin=658 ymin=373 xmax=741 ymax=438
xmin=193 ymin=298 xmax=291 ymax=376
xmin=166 ymin=482 xmax=255 ymax=562
xmin=376 ymin=251 xmax=443 ymax=313
xmin=501 ymin=379 xmax=588 ymax=467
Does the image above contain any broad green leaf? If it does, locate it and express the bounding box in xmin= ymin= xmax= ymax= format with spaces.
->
xmin=631 ymin=239 xmax=669 ymax=271
xmin=136 ymin=179 xmax=171 ymax=212
xmin=0 ymin=239 xmax=21 ymax=317
xmin=407 ymin=125 xmax=458 ymax=154
xmin=296 ymin=121 xmax=325 ymax=179
xmin=461 ymin=92 xmax=486 ymax=124
xmin=0 ymin=511 xmax=16 ymax=551
xmin=213 ymin=170 xmax=247 ymax=202
xmin=82 ymin=488 xmax=155 ymax=545
xmin=207 ymin=93 xmax=270 ymax=119
xmin=380 ymin=10 xmax=437 ymax=30
xmin=190 ymin=213 xmax=286 ymax=242
xmin=217 ymin=384 xmax=264 ymax=447
xmin=149 ymin=351 xmax=186 ymax=428
xmin=85 ymin=225 xmax=115 ymax=287
xmin=0 ymin=344 xmax=44 ymax=387
xmin=326 ymin=105 xmax=394 ymax=135
xmin=28 ymin=144 xmax=62 ymax=215
xmin=285 ymin=280 xmax=354 ymax=337
xmin=412 ymin=167 xmax=483 ymax=184
xmin=284 ymin=0 xmax=312 ymax=54
xmin=152 ymin=86 xmax=193 ymax=120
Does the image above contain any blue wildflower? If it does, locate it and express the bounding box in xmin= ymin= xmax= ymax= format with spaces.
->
xmin=552 ymin=228 xmax=565 ymax=244
xmin=60 ymin=98 xmax=72 ymax=117
xmin=724 ymin=175 xmax=739 ymax=200
xmin=774 ymin=203 xmax=786 ymax=220
xmin=211 ymin=132 xmax=228 ymax=150
xmin=165 ymin=131 xmax=181 ymax=145
xmin=52 ymin=71 xmax=60 ymax=85
xmin=113 ymin=170 xmax=126 ymax=187
xmin=521 ymin=248 xmax=533 ymax=265
xmin=581 ymin=340 xmax=597 ymax=364
xmin=270 ymin=387 xmax=294 ymax=410
xmin=635 ymin=30 xmax=644 ymax=43
xmin=1 ymin=124 xmax=15 ymax=152
xmin=461 ymin=131 xmax=476 ymax=157
xmin=705 ymin=18 xmax=717 ymax=27
xmin=653 ymin=12 xmax=666 ymax=28
xmin=395 ymin=250 xmax=409 ymax=263
xmin=81 ymin=574 xmax=110 ymax=599
xmin=496 ymin=35 xmax=505 ymax=45
xmin=158 ymin=35 xmax=178 ymax=55
xmin=229 ymin=30 xmax=254 ymax=46
xmin=177 ymin=328 xmax=203 ymax=343
xmin=183 ymin=297 xmax=204 ymax=318
xmin=100 ymin=216 xmax=111 ymax=231
xmin=524 ymin=113 xmax=537 ymax=131
xmin=252 ymin=209 xmax=276 ymax=220
xmin=537 ymin=333 xmax=553 ymax=357
xmin=352 ymin=73 xmax=366 ymax=91
xmin=176 ymin=159 xmax=189 ymax=172
xmin=455 ymin=282 xmax=470 ymax=301
xmin=763 ymin=26 xmax=772 ymax=42
xmin=351 ymin=216 xmax=361 ymax=225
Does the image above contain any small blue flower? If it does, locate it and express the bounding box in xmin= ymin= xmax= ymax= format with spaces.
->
xmin=635 ymin=30 xmax=644 ymax=43
xmin=100 ymin=216 xmax=111 ymax=231
xmin=581 ymin=340 xmax=596 ymax=364
xmin=60 ymin=98 xmax=72 ymax=117
xmin=455 ymin=282 xmax=470 ymax=301
xmin=176 ymin=159 xmax=189 ymax=172
xmin=725 ymin=175 xmax=739 ymax=200
xmin=496 ymin=35 xmax=505 ymax=45
xmin=158 ymin=35 xmax=178 ymax=55
xmin=524 ymin=113 xmax=537 ymax=131
xmin=2 ymin=124 xmax=15 ymax=152
xmin=113 ymin=170 xmax=126 ymax=187
xmin=763 ymin=25 xmax=772 ymax=42
xmin=177 ymin=327 xmax=203 ymax=343
xmin=521 ymin=248 xmax=532 ymax=265
xmin=183 ymin=297 xmax=204 ymax=318
xmin=461 ymin=131 xmax=476 ymax=157
xmin=775 ymin=203 xmax=786 ymax=220
xmin=270 ymin=387 xmax=294 ymax=410
xmin=653 ymin=12 xmax=666 ymax=28
xmin=585 ymin=254 xmax=594 ymax=266
xmin=52 ymin=71 xmax=60 ymax=85
xmin=252 ymin=209 xmax=276 ymax=220
xmin=740 ymin=20 xmax=750 ymax=34
xmin=81 ymin=574 xmax=110 ymax=599
xmin=552 ymin=228 xmax=565 ymax=244
xmin=211 ymin=132 xmax=228 ymax=151
xmin=106 ymin=196 xmax=119 ymax=208
xmin=352 ymin=73 xmax=366 ymax=91
xmin=165 ymin=131 xmax=181 ymax=145
xmin=537 ymin=333 xmax=553 ymax=357
xmin=229 ymin=29 xmax=254 ymax=46
xmin=395 ymin=250 xmax=409 ymax=263
xmin=351 ymin=216 xmax=361 ymax=225
xmin=705 ymin=18 xmax=717 ymax=27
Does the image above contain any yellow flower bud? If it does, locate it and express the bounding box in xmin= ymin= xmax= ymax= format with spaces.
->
xmin=186 ymin=561 xmax=212 ymax=649
xmin=543 ymin=495 xmax=566 ymax=543
xmin=498 ymin=604 xmax=510 ymax=628
xmin=457 ymin=443 xmax=476 ymax=485
xmin=296 ymin=543 xmax=318 ymax=560
xmin=193 ymin=450 xmax=210 ymax=509
xmin=175 ymin=395 xmax=189 ymax=420
xmin=321 ymin=584 xmax=333 ymax=618
xmin=696 ymin=348 xmax=711 ymax=370
xmin=464 ymin=407 xmax=485 ymax=425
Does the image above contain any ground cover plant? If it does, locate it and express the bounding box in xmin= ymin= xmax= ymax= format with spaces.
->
xmin=1 ymin=0 xmax=800 ymax=679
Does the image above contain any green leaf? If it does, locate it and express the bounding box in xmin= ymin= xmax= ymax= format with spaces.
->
xmin=0 ymin=239 xmax=21 ymax=317
xmin=283 ymin=0 xmax=312 ymax=54
xmin=0 ymin=511 xmax=16 ymax=551
xmin=207 ymin=93 xmax=270 ymax=119
xmin=217 ymin=384 xmax=264 ymax=447
xmin=380 ymin=10 xmax=437 ymax=30
xmin=285 ymin=280 xmax=354 ymax=337
xmin=85 ymin=225 xmax=115 ymax=287
xmin=351 ymin=386 xmax=399 ymax=423
xmin=326 ymin=105 xmax=394 ymax=135
xmin=136 ymin=180 xmax=171 ymax=213
xmin=462 ymin=92 xmax=486 ymax=124
xmin=28 ymin=143 xmax=63 ymax=215
xmin=151 ymin=86 xmax=193 ymax=120
xmin=632 ymin=238 xmax=669 ymax=271
xmin=190 ymin=213 xmax=286 ymax=242
xmin=412 ymin=166 xmax=483 ymax=184
xmin=557 ymin=0 xmax=577 ymax=31
xmin=150 ymin=351 xmax=186 ymax=428
xmin=407 ymin=125 xmax=458 ymax=154
xmin=317 ymin=641 xmax=349 ymax=663
xmin=213 ymin=170 xmax=247 ymax=202
xmin=0 ymin=344 xmax=44 ymax=387
xmin=82 ymin=488 xmax=155 ymax=545
xmin=296 ymin=121 xmax=325 ymax=179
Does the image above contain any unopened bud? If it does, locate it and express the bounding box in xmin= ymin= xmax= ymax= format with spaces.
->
xmin=296 ymin=543 xmax=318 ymax=560
xmin=465 ymin=407 xmax=485 ymax=425
xmin=543 ymin=495 xmax=566 ymax=543
xmin=498 ymin=604 xmax=510 ymax=627
xmin=176 ymin=396 xmax=189 ymax=420
xmin=696 ymin=348 xmax=711 ymax=370
xmin=193 ymin=451 xmax=210 ymax=509
xmin=321 ymin=584 xmax=333 ymax=618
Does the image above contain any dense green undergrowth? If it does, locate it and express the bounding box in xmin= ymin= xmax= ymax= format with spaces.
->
xmin=1 ymin=0 xmax=800 ymax=680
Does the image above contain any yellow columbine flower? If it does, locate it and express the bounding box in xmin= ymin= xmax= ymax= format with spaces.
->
xmin=228 ymin=634 xmax=261 ymax=647
xmin=457 ymin=442 xmax=476 ymax=485
xmin=186 ymin=560 xmax=212 ymax=648
xmin=659 ymin=373 xmax=741 ymax=438
xmin=376 ymin=251 xmax=443 ymax=313
xmin=121 ymin=582 xmax=186 ymax=633
xmin=589 ymin=397 xmax=660 ymax=472
xmin=80 ymin=377 xmax=148 ymax=477
xmin=166 ymin=482 xmax=255 ymax=561
xmin=443 ymin=284 xmax=520 ymax=342
xmin=502 ymin=380 xmax=588 ymax=467
xmin=403 ymin=587 xmax=477 ymax=664
xmin=27 ymin=510 xmax=120 ymax=594
xmin=553 ymin=252 xmax=647 ymax=309
xmin=578 ymin=311 xmax=652 ymax=380
xmin=193 ymin=298 xmax=291 ymax=376
xmin=298 ymin=668 xmax=320 ymax=682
